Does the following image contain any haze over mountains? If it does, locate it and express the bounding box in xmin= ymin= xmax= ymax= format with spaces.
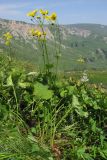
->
xmin=0 ymin=18 xmax=107 ymax=71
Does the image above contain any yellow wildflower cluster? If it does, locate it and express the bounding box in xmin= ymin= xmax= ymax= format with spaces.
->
xmin=27 ymin=9 xmax=57 ymax=22
xmin=40 ymin=9 xmax=48 ymax=16
xmin=50 ymin=12 xmax=57 ymax=21
xmin=30 ymin=29 xmax=46 ymax=38
xmin=3 ymin=32 xmax=13 ymax=46
xmin=44 ymin=12 xmax=57 ymax=21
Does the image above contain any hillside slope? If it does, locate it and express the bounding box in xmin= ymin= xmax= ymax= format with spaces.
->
xmin=0 ymin=18 xmax=107 ymax=71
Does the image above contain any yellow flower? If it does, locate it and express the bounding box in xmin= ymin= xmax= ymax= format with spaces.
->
xmin=5 ymin=41 xmax=10 ymax=46
xmin=40 ymin=9 xmax=49 ymax=16
xmin=27 ymin=10 xmax=38 ymax=17
xmin=29 ymin=28 xmax=47 ymax=38
xmin=29 ymin=28 xmax=42 ymax=37
xmin=29 ymin=28 xmax=35 ymax=36
xmin=45 ymin=10 xmax=49 ymax=15
xmin=45 ymin=15 xmax=51 ymax=21
xmin=50 ymin=12 xmax=57 ymax=21
xmin=36 ymin=31 xmax=42 ymax=37
xmin=3 ymin=32 xmax=13 ymax=40
xmin=3 ymin=32 xmax=13 ymax=46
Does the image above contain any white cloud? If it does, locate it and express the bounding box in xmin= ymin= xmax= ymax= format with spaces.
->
xmin=0 ymin=3 xmax=31 ymax=20
xmin=0 ymin=3 xmax=26 ymax=10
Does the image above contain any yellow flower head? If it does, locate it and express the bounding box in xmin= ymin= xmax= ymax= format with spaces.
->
xmin=5 ymin=40 xmax=10 ymax=46
xmin=45 ymin=10 xmax=49 ymax=15
xmin=27 ymin=10 xmax=38 ymax=17
xmin=29 ymin=28 xmax=35 ymax=36
xmin=36 ymin=31 xmax=42 ymax=37
xmin=3 ymin=32 xmax=13 ymax=40
xmin=3 ymin=32 xmax=13 ymax=46
xmin=40 ymin=9 xmax=49 ymax=16
xmin=30 ymin=29 xmax=42 ymax=38
xmin=45 ymin=15 xmax=51 ymax=21
xmin=50 ymin=12 xmax=57 ymax=21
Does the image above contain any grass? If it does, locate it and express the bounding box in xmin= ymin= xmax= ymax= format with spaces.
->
xmin=66 ymin=70 xmax=107 ymax=86
xmin=89 ymin=71 xmax=107 ymax=85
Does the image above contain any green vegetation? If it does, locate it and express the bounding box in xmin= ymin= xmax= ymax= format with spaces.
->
xmin=0 ymin=8 xmax=107 ymax=160
xmin=66 ymin=71 xmax=107 ymax=86
xmin=0 ymin=54 xmax=107 ymax=159
xmin=0 ymin=19 xmax=107 ymax=71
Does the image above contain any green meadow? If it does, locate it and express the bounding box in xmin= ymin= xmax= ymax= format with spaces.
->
xmin=67 ymin=71 xmax=107 ymax=86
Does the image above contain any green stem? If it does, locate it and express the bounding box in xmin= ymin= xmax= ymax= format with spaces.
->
xmin=38 ymin=40 xmax=46 ymax=72
xmin=12 ymin=85 xmax=18 ymax=115
xmin=40 ymin=25 xmax=50 ymax=73
xmin=51 ymin=104 xmax=73 ymax=145
xmin=44 ymin=41 xmax=49 ymax=73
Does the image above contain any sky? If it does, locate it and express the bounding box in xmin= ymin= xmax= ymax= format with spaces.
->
xmin=0 ymin=0 xmax=107 ymax=25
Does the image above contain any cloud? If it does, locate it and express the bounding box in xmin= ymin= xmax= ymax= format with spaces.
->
xmin=0 ymin=3 xmax=29 ymax=11
xmin=0 ymin=2 xmax=31 ymax=20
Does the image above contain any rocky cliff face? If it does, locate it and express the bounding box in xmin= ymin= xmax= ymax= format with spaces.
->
xmin=0 ymin=18 xmax=54 ymax=40
xmin=0 ymin=18 xmax=92 ymax=41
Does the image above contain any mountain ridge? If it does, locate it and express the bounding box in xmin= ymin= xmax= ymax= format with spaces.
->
xmin=0 ymin=17 xmax=107 ymax=26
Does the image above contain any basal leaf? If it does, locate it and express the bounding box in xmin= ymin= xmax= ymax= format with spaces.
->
xmin=33 ymin=82 xmax=53 ymax=100
xmin=7 ymin=75 xmax=13 ymax=86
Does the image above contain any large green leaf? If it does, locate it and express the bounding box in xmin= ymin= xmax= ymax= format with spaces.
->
xmin=72 ymin=95 xmax=88 ymax=117
xmin=33 ymin=82 xmax=53 ymax=100
xmin=6 ymin=75 xmax=13 ymax=86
